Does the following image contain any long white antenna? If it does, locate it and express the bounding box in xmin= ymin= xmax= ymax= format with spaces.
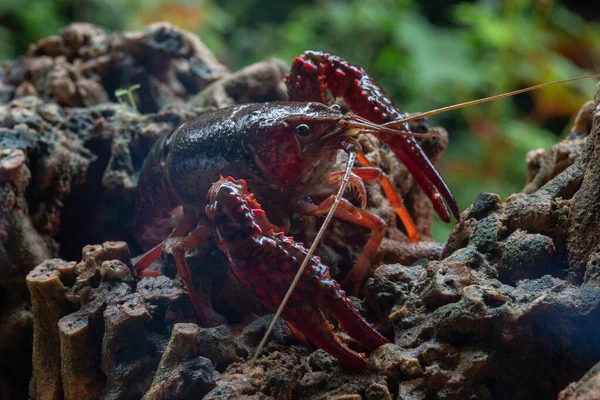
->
xmin=251 ymin=151 xmax=357 ymax=364
xmin=383 ymin=73 xmax=600 ymax=125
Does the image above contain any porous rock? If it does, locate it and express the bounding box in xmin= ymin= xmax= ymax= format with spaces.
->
xmin=0 ymin=22 xmax=232 ymax=399
xmin=26 ymin=242 xmax=205 ymax=399
xmin=358 ymin=89 xmax=600 ymax=399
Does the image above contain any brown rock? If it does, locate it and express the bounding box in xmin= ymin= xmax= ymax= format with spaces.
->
xmin=26 ymin=259 xmax=77 ymax=400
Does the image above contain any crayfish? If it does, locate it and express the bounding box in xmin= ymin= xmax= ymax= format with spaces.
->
xmin=132 ymin=51 xmax=595 ymax=371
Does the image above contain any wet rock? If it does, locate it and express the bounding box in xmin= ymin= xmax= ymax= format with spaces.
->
xmin=147 ymin=355 xmax=218 ymax=400
xmin=171 ymin=323 xmax=238 ymax=367
xmin=421 ymin=261 xmax=474 ymax=309
xmin=524 ymin=100 xmax=595 ymax=194
xmin=137 ymin=276 xmax=189 ymax=323
xmin=204 ymin=366 xmax=269 ymax=400
xmin=583 ymin=250 xmax=600 ymax=284
xmin=0 ymin=79 xmax=14 ymax=103
xmin=308 ymin=348 xmax=339 ymax=372
xmin=26 ymin=259 xmax=77 ymax=400
xmin=365 ymin=381 xmax=393 ymax=400
xmin=1 ymin=144 xmax=53 ymax=399
xmin=124 ymin=22 xmax=228 ymax=86
xmin=238 ymin=314 xmax=297 ymax=350
xmin=496 ymin=229 xmax=558 ymax=283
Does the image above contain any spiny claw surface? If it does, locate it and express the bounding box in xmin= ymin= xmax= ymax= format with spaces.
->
xmin=286 ymin=50 xmax=460 ymax=222
xmin=205 ymin=178 xmax=389 ymax=371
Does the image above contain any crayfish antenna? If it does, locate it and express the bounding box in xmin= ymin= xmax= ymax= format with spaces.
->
xmin=346 ymin=115 xmax=439 ymax=138
xmin=251 ymin=151 xmax=358 ymax=365
xmin=383 ymin=73 xmax=600 ymax=126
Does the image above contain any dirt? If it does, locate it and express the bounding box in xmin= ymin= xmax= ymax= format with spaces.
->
xmin=1 ymin=22 xmax=599 ymax=400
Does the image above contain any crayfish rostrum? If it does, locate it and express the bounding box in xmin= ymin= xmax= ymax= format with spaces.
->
xmin=132 ymin=51 xmax=459 ymax=371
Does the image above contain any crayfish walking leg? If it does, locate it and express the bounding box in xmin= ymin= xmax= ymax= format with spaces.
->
xmin=134 ymin=221 xmax=225 ymax=326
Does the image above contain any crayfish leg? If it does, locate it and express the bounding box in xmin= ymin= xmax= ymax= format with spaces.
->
xmin=353 ymin=152 xmax=419 ymax=242
xmin=168 ymin=225 xmax=225 ymax=326
xmin=297 ymin=197 xmax=386 ymax=296
xmin=311 ymin=172 xmax=367 ymax=209
xmin=133 ymin=207 xmax=197 ymax=276
xmin=134 ymin=241 xmax=165 ymax=276
xmin=322 ymin=155 xmax=419 ymax=243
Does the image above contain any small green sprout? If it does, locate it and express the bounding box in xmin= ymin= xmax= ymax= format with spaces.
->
xmin=115 ymin=84 xmax=141 ymax=113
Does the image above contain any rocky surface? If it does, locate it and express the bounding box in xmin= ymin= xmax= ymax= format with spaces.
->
xmin=1 ymin=22 xmax=599 ymax=399
xmin=0 ymin=22 xmax=230 ymax=399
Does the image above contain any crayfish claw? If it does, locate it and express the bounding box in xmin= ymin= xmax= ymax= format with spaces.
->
xmin=315 ymin=278 xmax=388 ymax=351
xmin=206 ymin=177 xmax=388 ymax=371
xmin=287 ymin=51 xmax=461 ymax=223
xmin=281 ymin=300 xmax=369 ymax=372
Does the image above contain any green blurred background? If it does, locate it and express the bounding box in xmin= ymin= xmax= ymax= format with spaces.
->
xmin=1 ymin=0 xmax=599 ymax=241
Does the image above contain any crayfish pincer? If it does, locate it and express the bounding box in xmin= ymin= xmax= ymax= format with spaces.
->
xmin=132 ymin=52 xmax=460 ymax=370
xmin=205 ymin=177 xmax=389 ymax=371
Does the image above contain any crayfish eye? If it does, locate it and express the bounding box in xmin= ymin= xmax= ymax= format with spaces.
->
xmin=295 ymin=124 xmax=311 ymax=137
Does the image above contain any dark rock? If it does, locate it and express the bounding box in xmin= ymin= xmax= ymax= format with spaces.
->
xmin=25 ymin=242 xmax=215 ymax=399
xmin=369 ymin=344 xmax=423 ymax=378
xmin=238 ymin=314 xmax=297 ymax=349
xmin=469 ymin=192 xmax=502 ymax=221
xmin=363 ymin=96 xmax=600 ymax=397
xmin=26 ymin=259 xmax=77 ymax=400
xmin=496 ymin=229 xmax=559 ymax=283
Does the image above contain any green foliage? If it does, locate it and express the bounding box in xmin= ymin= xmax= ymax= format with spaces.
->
xmin=1 ymin=0 xmax=599 ymax=241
